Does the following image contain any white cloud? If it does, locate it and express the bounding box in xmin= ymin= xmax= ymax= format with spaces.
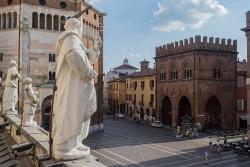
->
xmin=205 ymin=0 xmax=228 ymax=16
xmin=188 ymin=11 xmax=213 ymax=29
xmin=154 ymin=3 xmax=167 ymax=16
xmin=85 ymin=0 xmax=101 ymax=5
xmin=153 ymin=21 xmax=186 ymax=32
xmin=152 ymin=0 xmax=228 ymax=32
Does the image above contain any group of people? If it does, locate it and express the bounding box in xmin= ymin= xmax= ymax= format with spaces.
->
xmin=176 ymin=126 xmax=199 ymax=139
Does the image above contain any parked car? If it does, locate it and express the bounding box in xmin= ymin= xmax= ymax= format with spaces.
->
xmin=116 ymin=113 xmax=125 ymax=119
xmin=151 ymin=121 xmax=163 ymax=128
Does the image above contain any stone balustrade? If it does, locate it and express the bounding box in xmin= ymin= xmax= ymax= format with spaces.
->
xmin=1 ymin=114 xmax=105 ymax=167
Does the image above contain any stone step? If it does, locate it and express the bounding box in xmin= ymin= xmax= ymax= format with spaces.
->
xmin=0 ymin=154 xmax=11 ymax=164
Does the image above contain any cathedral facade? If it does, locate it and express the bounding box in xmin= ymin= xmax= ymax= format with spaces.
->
xmin=0 ymin=0 xmax=104 ymax=131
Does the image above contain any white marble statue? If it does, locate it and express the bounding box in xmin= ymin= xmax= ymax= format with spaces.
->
xmin=2 ymin=60 xmax=21 ymax=115
xmin=52 ymin=18 xmax=102 ymax=160
xmin=22 ymin=77 xmax=39 ymax=127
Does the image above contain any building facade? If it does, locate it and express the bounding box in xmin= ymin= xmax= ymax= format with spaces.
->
xmin=236 ymin=59 xmax=247 ymax=129
xmin=107 ymin=77 xmax=126 ymax=114
xmin=242 ymin=11 xmax=250 ymax=139
xmin=125 ymin=60 xmax=156 ymax=122
xmin=104 ymin=58 xmax=137 ymax=113
xmin=0 ymin=0 xmax=104 ymax=131
xmin=155 ymin=35 xmax=237 ymax=130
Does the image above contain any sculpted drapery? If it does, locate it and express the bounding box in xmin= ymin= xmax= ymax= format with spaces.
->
xmin=52 ymin=18 xmax=102 ymax=160
xmin=22 ymin=77 xmax=39 ymax=127
xmin=2 ymin=60 xmax=21 ymax=115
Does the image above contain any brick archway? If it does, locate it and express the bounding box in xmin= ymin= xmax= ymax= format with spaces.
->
xmin=178 ymin=96 xmax=192 ymax=124
xmin=161 ymin=96 xmax=172 ymax=126
xmin=205 ymin=96 xmax=221 ymax=130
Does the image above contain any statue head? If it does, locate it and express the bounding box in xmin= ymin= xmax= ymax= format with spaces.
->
xmin=9 ymin=60 xmax=17 ymax=68
xmin=23 ymin=77 xmax=32 ymax=85
xmin=64 ymin=18 xmax=83 ymax=37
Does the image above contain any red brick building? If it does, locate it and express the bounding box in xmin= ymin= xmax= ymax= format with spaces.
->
xmin=155 ymin=35 xmax=238 ymax=130
xmin=236 ymin=60 xmax=247 ymax=129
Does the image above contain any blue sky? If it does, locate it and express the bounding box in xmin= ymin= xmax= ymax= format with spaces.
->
xmin=86 ymin=0 xmax=250 ymax=73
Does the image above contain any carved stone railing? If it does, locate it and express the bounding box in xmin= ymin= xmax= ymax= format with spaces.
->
xmin=2 ymin=114 xmax=106 ymax=167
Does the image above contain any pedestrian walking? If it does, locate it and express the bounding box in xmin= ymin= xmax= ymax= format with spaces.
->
xmin=204 ymin=150 xmax=209 ymax=163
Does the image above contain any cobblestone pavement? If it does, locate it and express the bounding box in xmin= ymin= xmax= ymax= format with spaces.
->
xmin=84 ymin=116 xmax=250 ymax=167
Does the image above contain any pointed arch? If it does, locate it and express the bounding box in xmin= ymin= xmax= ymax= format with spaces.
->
xmin=212 ymin=60 xmax=223 ymax=79
xmin=169 ymin=63 xmax=179 ymax=80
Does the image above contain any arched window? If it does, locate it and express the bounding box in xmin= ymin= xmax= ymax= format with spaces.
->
xmin=60 ymin=16 xmax=66 ymax=31
xmin=49 ymin=71 xmax=52 ymax=80
xmin=13 ymin=12 xmax=17 ymax=28
xmin=7 ymin=0 xmax=13 ymax=5
xmin=53 ymin=15 xmax=59 ymax=30
xmin=170 ymin=65 xmax=178 ymax=80
xmin=7 ymin=12 xmax=11 ymax=28
xmin=49 ymin=54 xmax=52 ymax=62
xmin=46 ymin=14 xmax=52 ymax=30
xmin=213 ymin=63 xmax=222 ymax=79
xmin=32 ymin=12 xmax=38 ymax=28
xmin=53 ymin=54 xmax=56 ymax=62
xmin=3 ymin=13 xmax=6 ymax=29
xmin=39 ymin=0 xmax=46 ymax=5
xmin=184 ymin=63 xmax=192 ymax=79
xmin=49 ymin=71 xmax=55 ymax=80
xmin=53 ymin=72 xmax=55 ymax=80
xmin=49 ymin=54 xmax=56 ymax=62
xmin=40 ymin=13 xmax=45 ymax=29
xmin=159 ymin=72 xmax=166 ymax=81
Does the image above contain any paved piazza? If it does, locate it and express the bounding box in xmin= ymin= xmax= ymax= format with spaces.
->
xmin=84 ymin=116 xmax=250 ymax=167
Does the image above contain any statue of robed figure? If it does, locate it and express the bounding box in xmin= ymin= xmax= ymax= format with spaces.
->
xmin=52 ymin=18 xmax=102 ymax=160
xmin=2 ymin=60 xmax=21 ymax=115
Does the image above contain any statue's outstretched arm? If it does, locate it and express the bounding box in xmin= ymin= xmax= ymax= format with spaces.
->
xmin=66 ymin=49 xmax=97 ymax=81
